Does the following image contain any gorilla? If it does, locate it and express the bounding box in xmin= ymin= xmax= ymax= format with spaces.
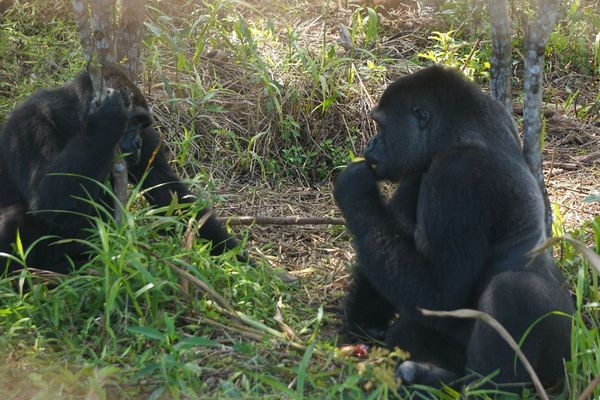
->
xmin=334 ymin=66 xmax=573 ymax=390
xmin=0 ymin=64 xmax=245 ymax=274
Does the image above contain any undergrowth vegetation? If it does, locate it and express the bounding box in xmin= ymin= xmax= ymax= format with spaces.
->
xmin=0 ymin=0 xmax=599 ymax=398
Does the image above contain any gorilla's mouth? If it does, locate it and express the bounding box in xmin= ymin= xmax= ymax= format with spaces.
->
xmin=364 ymin=157 xmax=378 ymax=171
xmin=122 ymin=147 xmax=141 ymax=165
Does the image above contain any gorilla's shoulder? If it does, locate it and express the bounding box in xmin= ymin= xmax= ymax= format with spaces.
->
xmin=429 ymin=143 xmax=501 ymax=181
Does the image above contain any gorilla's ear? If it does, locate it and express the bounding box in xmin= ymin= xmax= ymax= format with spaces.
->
xmin=412 ymin=106 xmax=430 ymax=129
xmin=129 ymin=110 xmax=153 ymax=129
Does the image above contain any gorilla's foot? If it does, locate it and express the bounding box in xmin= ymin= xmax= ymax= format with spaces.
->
xmin=396 ymin=360 xmax=458 ymax=387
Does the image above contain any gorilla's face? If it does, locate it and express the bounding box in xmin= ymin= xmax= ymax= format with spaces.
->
xmin=120 ymin=109 xmax=151 ymax=166
xmin=364 ymin=95 xmax=431 ymax=182
xmin=101 ymin=80 xmax=152 ymax=167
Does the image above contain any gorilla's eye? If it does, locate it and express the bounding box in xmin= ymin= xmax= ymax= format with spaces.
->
xmin=412 ymin=106 xmax=430 ymax=129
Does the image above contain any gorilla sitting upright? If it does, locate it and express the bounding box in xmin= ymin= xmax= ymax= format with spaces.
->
xmin=0 ymin=64 xmax=246 ymax=274
xmin=334 ymin=65 xmax=573 ymax=389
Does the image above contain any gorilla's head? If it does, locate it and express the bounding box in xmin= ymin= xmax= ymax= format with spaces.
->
xmin=120 ymin=109 xmax=151 ymax=165
xmin=365 ymin=102 xmax=432 ymax=182
xmin=102 ymin=64 xmax=153 ymax=166
xmin=363 ymin=66 xmax=488 ymax=182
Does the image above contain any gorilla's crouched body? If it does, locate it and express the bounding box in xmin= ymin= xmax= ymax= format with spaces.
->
xmin=334 ymin=66 xmax=573 ymax=390
xmin=0 ymin=65 xmax=244 ymax=274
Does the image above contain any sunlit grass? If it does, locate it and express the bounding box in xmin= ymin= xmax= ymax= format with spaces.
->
xmin=0 ymin=0 xmax=598 ymax=398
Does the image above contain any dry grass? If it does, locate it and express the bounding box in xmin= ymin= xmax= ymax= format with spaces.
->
xmin=141 ymin=0 xmax=600 ymax=295
xmin=1 ymin=1 xmax=598 ymax=396
xmin=545 ymin=112 xmax=600 ymax=227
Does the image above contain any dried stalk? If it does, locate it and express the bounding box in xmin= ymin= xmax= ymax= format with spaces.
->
xmin=577 ymin=373 xmax=600 ymax=400
xmin=112 ymin=159 xmax=128 ymax=223
xmin=217 ymin=216 xmax=345 ymax=226
xmin=420 ymin=307 xmax=549 ymax=400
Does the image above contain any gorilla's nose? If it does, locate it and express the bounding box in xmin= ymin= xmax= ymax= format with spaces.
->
xmin=134 ymin=135 xmax=142 ymax=150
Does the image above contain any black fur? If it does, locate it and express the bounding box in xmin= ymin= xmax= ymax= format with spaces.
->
xmin=334 ymin=66 xmax=573 ymax=390
xmin=0 ymin=67 xmax=243 ymax=274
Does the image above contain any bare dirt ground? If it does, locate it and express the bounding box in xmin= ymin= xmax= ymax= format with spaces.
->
xmin=215 ymin=109 xmax=600 ymax=312
xmin=544 ymin=112 xmax=600 ymax=227
xmin=156 ymin=0 xmax=600 ymax=329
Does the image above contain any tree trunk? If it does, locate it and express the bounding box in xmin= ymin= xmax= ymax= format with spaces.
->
xmin=486 ymin=0 xmax=513 ymax=114
xmin=90 ymin=0 xmax=116 ymax=63
xmin=117 ymin=0 xmax=145 ymax=80
xmin=72 ymin=0 xmax=147 ymax=224
xmin=522 ymin=0 xmax=563 ymax=238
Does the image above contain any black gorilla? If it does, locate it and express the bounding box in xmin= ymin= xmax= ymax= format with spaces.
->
xmin=0 ymin=65 xmax=244 ymax=274
xmin=334 ymin=66 xmax=573 ymax=389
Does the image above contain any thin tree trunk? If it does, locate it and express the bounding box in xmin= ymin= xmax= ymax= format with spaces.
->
xmin=73 ymin=0 xmax=147 ymax=224
xmin=71 ymin=0 xmax=93 ymax=62
xmin=117 ymin=0 xmax=145 ymax=80
xmin=90 ymin=0 xmax=116 ymax=63
xmin=113 ymin=0 xmax=146 ymax=222
xmin=486 ymin=0 xmax=513 ymax=114
xmin=522 ymin=0 xmax=563 ymax=238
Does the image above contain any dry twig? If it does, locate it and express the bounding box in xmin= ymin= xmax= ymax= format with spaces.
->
xmin=577 ymin=373 xmax=600 ymax=400
xmin=420 ymin=307 xmax=549 ymax=400
xmin=217 ymin=216 xmax=344 ymax=226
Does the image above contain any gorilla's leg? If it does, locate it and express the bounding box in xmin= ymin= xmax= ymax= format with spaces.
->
xmin=388 ymin=316 xmax=466 ymax=387
xmin=0 ymin=205 xmax=23 ymax=252
xmin=466 ymin=271 xmax=572 ymax=387
xmin=129 ymin=127 xmax=244 ymax=258
xmin=0 ymin=204 xmax=89 ymax=275
xmin=344 ymin=271 xmax=396 ymax=341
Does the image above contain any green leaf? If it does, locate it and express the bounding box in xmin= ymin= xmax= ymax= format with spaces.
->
xmin=134 ymin=283 xmax=154 ymax=298
xmin=366 ymin=7 xmax=378 ymax=44
xmin=15 ymin=229 xmax=24 ymax=258
xmin=127 ymin=326 xmax=165 ymax=342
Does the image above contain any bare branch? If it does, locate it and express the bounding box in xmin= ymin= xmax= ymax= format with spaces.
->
xmin=112 ymin=159 xmax=128 ymax=223
xmin=577 ymin=373 xmax=600 ymax=400
xmin=216 ymin=216 xmax=345 ymax=226
xmin=527 ymin=235 xmax=600 ymax=275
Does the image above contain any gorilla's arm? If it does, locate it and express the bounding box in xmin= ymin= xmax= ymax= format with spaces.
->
xmin=386 ymin=175 xmax=420 ymax=237
xmin=334 ymin=158 xmax=491 ymax=314
xmin=7 ymin=89 xmax=128 ymax=229
xmin=128 ymin=127 xmax=241 ymax=256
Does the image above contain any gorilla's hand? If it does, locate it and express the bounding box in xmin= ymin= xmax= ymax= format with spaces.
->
xmin=121 ymin=110 xmax=152 ymax=166
xmin=334 ymin=160 xmax=379 ymax=213
xmin=87 ymin=88 xmax=129 ymax=142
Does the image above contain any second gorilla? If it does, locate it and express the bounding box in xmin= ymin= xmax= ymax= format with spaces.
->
xmin=334 ymin=66 xmax=573 ymax=389
xmin=0 ymin=64 xmax=245 ymax=274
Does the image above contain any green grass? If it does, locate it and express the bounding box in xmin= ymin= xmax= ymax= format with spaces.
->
xmin=0 ymin=0 xmax=599 ymax=398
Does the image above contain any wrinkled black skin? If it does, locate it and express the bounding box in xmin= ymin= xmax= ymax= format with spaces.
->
xmin=334 ymin=66 xmax=573 ymax=391
xmin=0 ymin=69 xmax=244 ymax=274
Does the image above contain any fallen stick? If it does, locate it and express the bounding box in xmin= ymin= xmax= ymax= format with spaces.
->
xmin=420 ymin=307 xmax=549 ymax=400
xmin=216 ymin=216 xmax=345 ymax=226
xmin=577 ymin=373 xmax=600 ymax=400
xmin=112 ymin=159 xmax=128 ymax=224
